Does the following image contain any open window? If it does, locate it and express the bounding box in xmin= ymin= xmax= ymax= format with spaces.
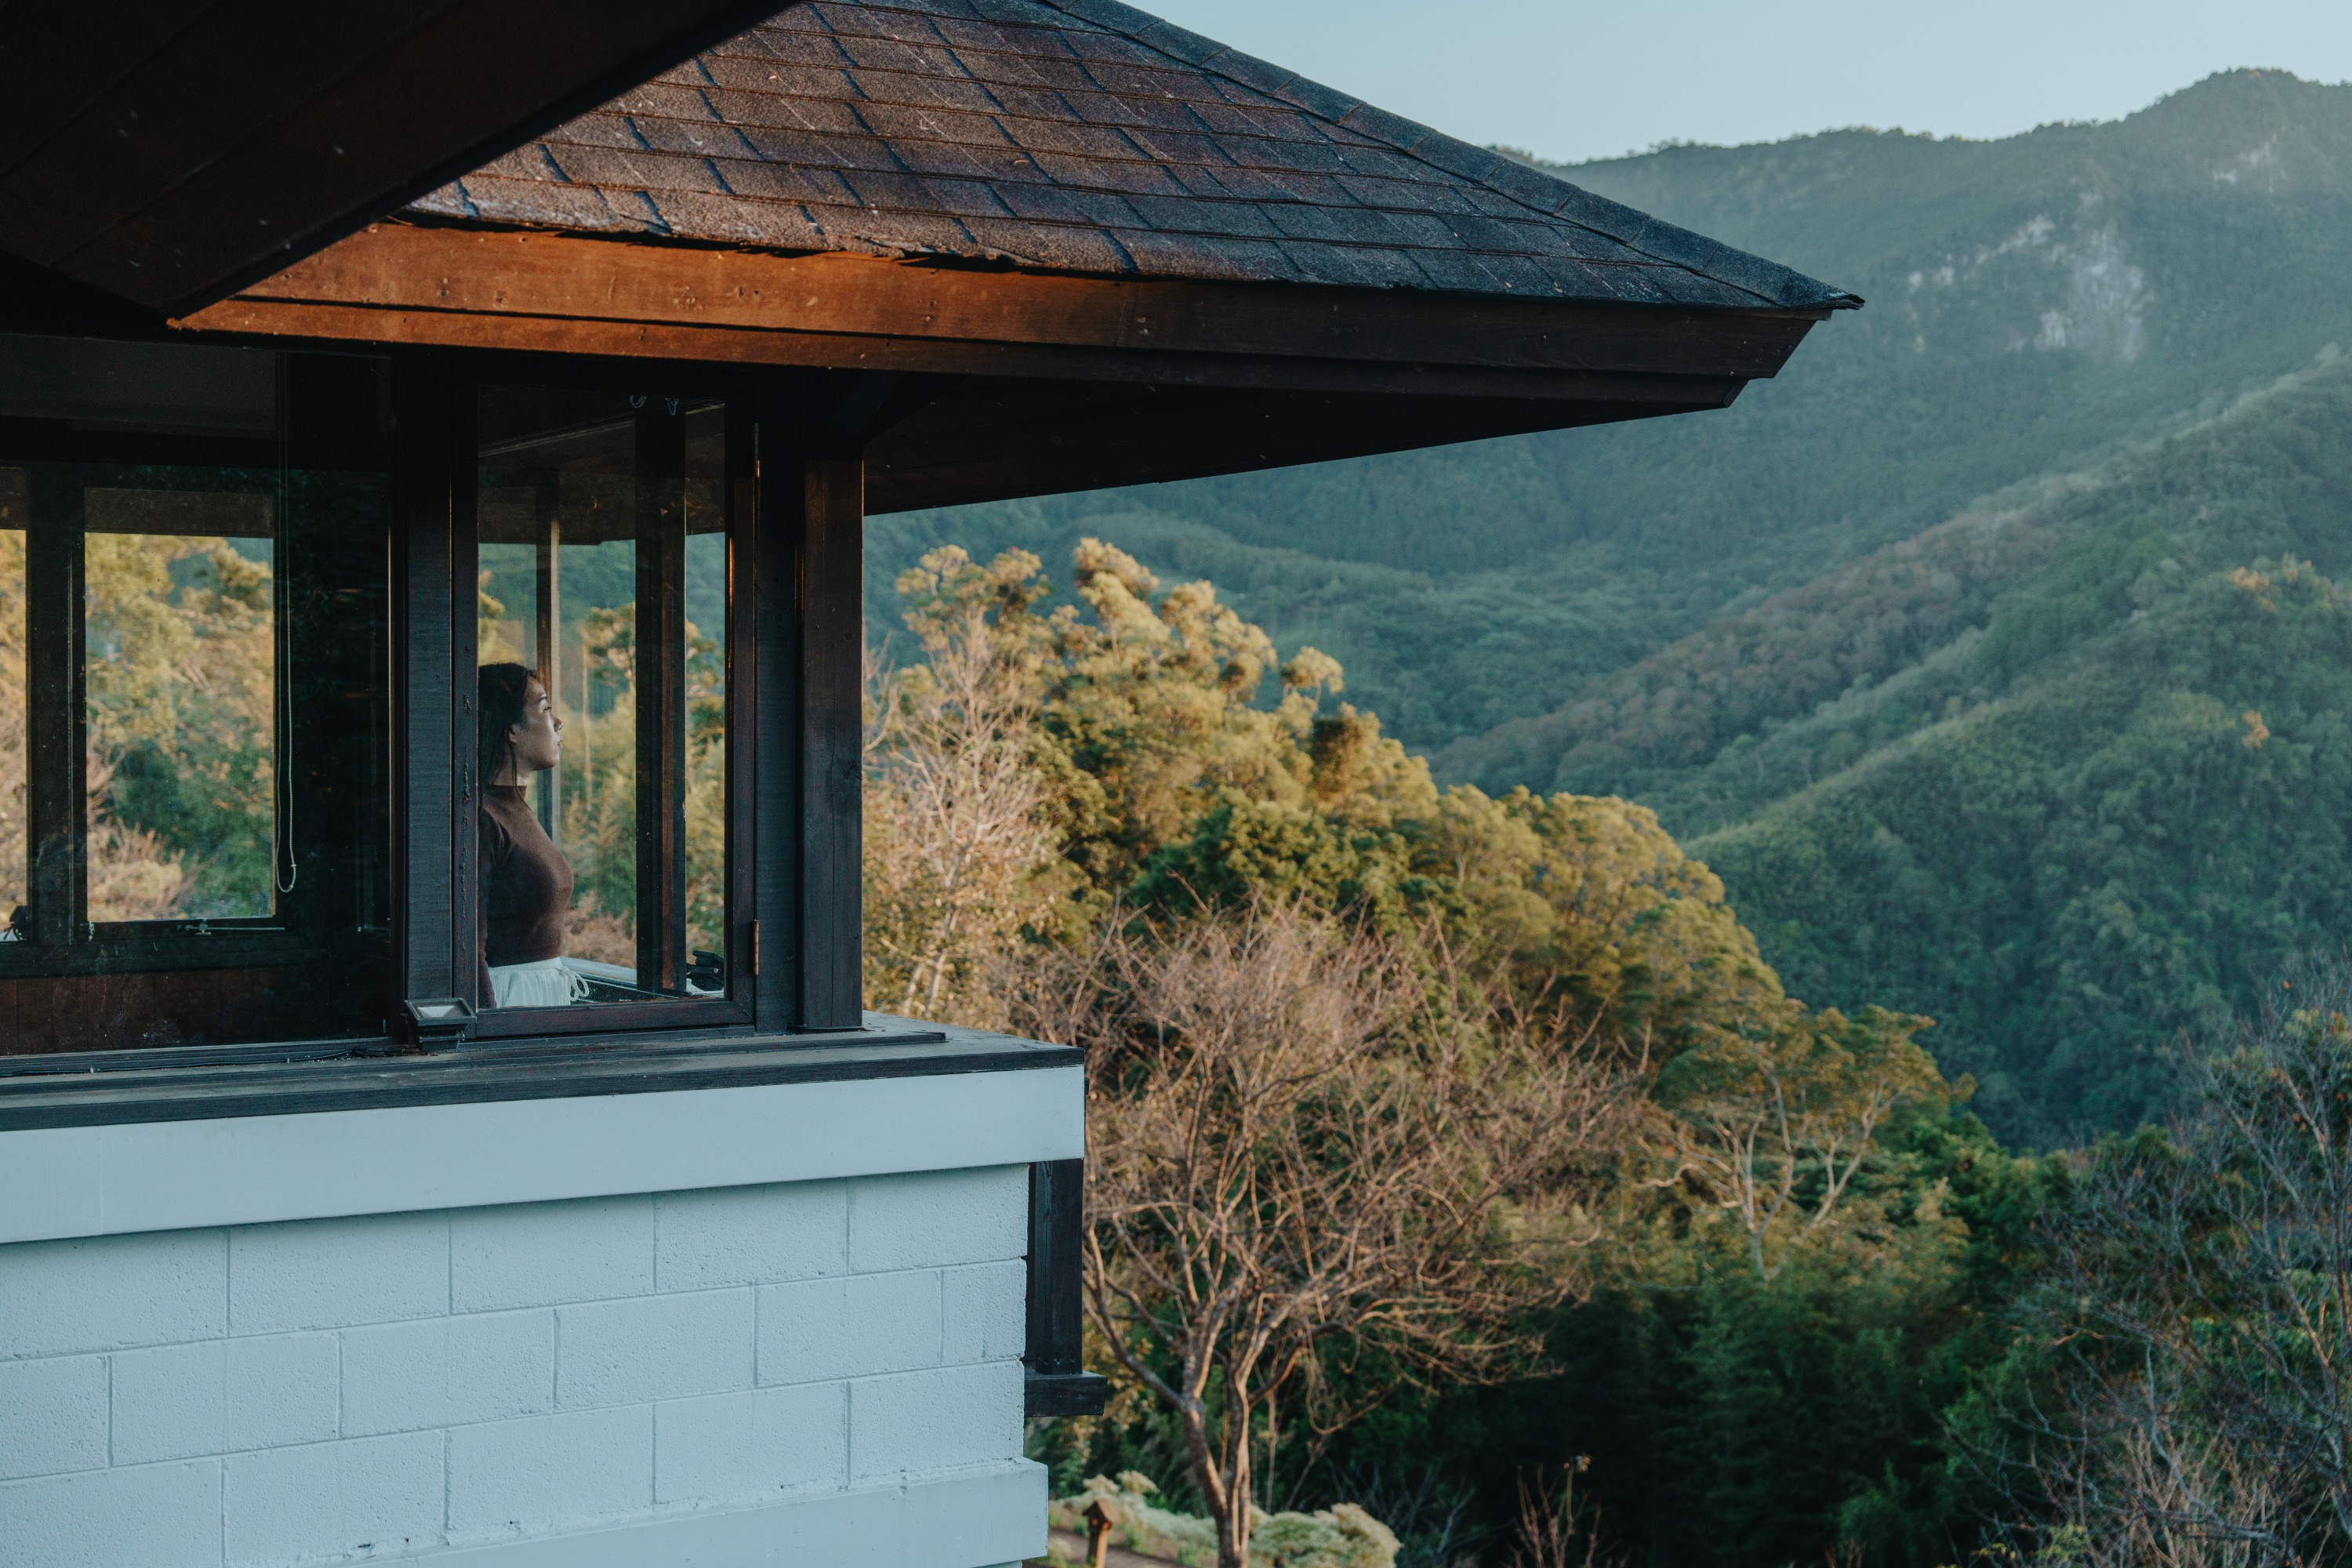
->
xmin=0 ymin=336 xmax=394 ymax=1054
xmin=461 ymin=379 xmax=749 ymax=1037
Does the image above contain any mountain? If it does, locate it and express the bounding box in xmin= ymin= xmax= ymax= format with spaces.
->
xmin=869 ymin=69 xmax=2352 ymax=1141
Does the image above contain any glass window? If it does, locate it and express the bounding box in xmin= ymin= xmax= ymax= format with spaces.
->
xmin=474 ymin=386 xmax=730 ymax=1014
xmin=0 ymin=475 xmax=22 ymax=922
xmin=84 ymin=487 xmax=277 ymax=921
xmin=0 ymin=336 xmax=393 ymax=1054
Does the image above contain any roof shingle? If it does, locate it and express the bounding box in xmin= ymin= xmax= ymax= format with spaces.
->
xmin=412 ymin=0 xmax=1857 ymax=312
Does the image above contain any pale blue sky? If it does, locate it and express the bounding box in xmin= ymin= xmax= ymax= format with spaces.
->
xmin=1138 ymin=2 xmax=2352 ymax=164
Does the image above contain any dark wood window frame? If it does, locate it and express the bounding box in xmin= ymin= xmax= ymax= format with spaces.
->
xmin=0 ymin=336 xmax=878 ymax=1073
xmin=394 ymin=350 xmax=870 ymax=1048
xmin=0 ymin=397 xmax=375 ymax=991
xmin=436 ymin=358 xmax=757 ymax=1040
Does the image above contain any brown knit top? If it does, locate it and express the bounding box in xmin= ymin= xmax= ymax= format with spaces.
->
xmin=478 ymin=785 xmax=572 ymax=1002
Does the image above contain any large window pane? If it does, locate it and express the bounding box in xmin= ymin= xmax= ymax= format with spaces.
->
xmin=0 ymin=337 xmax=393 ymax=1054
xmin=84 ymin=490 xmax=276 ymax=920
xmin=0 ymin=470 xmax=23 ymax=927
xmin=476 ymin=387 xmax=729 ymax=1011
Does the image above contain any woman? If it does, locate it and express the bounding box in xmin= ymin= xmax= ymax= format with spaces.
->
xmin=477 ymin=661 xmax=585 ymax=1008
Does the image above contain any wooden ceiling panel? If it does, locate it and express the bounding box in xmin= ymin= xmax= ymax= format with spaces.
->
xmin=0 ymin=0 xmax=786 ymax=313
xmin=862 ymin=378 xmax=1726 ymax=513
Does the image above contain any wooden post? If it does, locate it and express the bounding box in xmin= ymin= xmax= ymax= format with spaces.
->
xmin=750 ymin=379 xmax=866 ymax=1033
xmin=391 ymin=352 xmax=465 ymax=1009
xmin=797 ymin=452 xmax=862 ymax=1029
xmin=534 ymin=478 xmax=561 ymax=841
xmin=1085 ymin=1500 xmax=1118 ymax=1568
xmin=23 ymin=470 xmax=82 ymax=946
xmin=1026 ymin=1160 xmax=1087 ymax=1378
xmin=634 ymin=399 xmax=688 ymax=994
xmin=750 ymin=399 xmax=797 ymax=1030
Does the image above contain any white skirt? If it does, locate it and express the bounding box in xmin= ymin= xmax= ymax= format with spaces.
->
xmin=488 ymin=958 xmax=590 ymax=1009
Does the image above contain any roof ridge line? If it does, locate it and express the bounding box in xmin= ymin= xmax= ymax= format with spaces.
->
xmin=1018 ymin=0 xmax=1857 ymax=310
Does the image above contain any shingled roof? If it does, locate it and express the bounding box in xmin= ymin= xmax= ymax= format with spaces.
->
xmin=408 ymin=0 xmax=1856 ymax=314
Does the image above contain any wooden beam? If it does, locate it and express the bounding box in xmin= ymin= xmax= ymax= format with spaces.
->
xmin=180 ymin=225 xmax=1824 ymax=384
xmin=24 ymin=474 xmax=85 ymax=948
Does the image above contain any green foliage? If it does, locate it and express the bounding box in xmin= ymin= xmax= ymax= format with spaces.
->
xmin=83 ymin=529 xmax=278 ymax=917
xmin=1287 ymin=1103 xmax=2054 ymax=1568
xmin=886 ymin=543 xmax=2039 ymax=1566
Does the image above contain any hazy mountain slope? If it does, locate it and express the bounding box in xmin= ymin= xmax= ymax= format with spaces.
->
xmin=1682 ymin=362 xmax=2352 ymax=1142
xmin=876 ymin=71 xmax=2352 ymax=761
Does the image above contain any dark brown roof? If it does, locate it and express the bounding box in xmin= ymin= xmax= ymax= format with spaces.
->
xmin=408 ymin=0 xmax=1856 ymax=314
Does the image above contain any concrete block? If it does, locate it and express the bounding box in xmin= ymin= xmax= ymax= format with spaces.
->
xmin=848 ymin=1167 xmax=1027 ymax=1273
xmin=849 ymin=1360 xmax=1023 ymax=1483
xmin=654 ymin=1180 xmax=848 ymax=1290
xmin=942 ymin=1261 xmax=1029 ymax=1364
xmin=111 ymin=1341 xmax=226 ymax=1465
xmin=555 ymin=1288 xmax=753 ymax=1409
xmin=341 ymin=1309 xmax=554 ymax=1437
xmin=445 ymin=1401 xmax=654 ymax=1542
xmin=451 ymin=1196 xmax=652 ymax=1312
xmin=653 ymin=1382 xmax=848 ymax=1504
xmin=0 ymin=1229 xmax=226 ymax=1359
xmin=227 ymin=1212 xmax=448 ymax=1334
xmin=757 ymin=1269 xmax=941 ymax=1385
xmin=224 ymin=1333 xmax=340 ymax=1451
xmin=0 ymin=1457 xmax=223 ymax=1568
xmin=447 ymin=1405 xmax=653 ymax=1536
xmin=224 ymin=1432 xmax=444 ymax=1566
xmin=0 ymin=1355 xmax=107 ymax=1479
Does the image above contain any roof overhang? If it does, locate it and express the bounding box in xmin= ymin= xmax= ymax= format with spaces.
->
xmin=173 ymin=223 xmax=1828 ymax=509
xmin=0 ymin=0 xmax=787 ymax=314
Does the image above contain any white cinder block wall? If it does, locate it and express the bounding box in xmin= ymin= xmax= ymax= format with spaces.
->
xmin=0 ymin=1167 xmax=1038 ymax=1568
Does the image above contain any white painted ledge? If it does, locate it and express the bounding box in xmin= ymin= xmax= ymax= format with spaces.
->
xmin=418 ymin=1461 xmax=1045 ymax=1567
xmin=0 ymin=1065 xmax=1083 ymax=1245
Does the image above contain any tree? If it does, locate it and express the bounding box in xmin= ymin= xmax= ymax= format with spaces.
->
xmin=1030 ymin=901 xmax=1636 ymax=1568
xmin=2009 ymin=961 xmax=2352 ymax=1565
xmin=863 ymin=546 xmax=1065 ymax=1026
xmin=1657 ymin=1004 xmax=1946 ymax=1282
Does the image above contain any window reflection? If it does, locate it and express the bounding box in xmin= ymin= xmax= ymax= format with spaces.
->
xmin=0 ymin=338 xmax=393 ymax=1054
xmin=475 ymin=387 xmax=728 ymax=1010
xmin=84 ymin=490 xmax=277 ymax=920
xmin=0 ymin=477 xmax=21 ymax=927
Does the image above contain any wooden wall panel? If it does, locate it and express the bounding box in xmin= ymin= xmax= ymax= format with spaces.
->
xmin=0 ymin=965 xmax=304 ymax=1054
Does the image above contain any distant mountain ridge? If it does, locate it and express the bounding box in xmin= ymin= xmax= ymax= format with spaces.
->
xmin=872 ymin=69 xmax=2352 ymax=1138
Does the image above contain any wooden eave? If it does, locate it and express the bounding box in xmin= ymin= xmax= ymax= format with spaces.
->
xmin=172 ymin=220 xmax=1828 ymax=508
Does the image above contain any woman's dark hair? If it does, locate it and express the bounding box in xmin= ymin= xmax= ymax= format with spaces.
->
xmin=478 ymin=662 xmax=535 ymax=780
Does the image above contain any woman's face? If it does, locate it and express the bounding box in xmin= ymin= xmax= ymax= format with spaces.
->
xmin=505 ymin=678 xmax=562 ymax=776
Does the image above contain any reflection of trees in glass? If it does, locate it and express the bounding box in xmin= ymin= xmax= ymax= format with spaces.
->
xmin=555 ymin=598 xmax=726 ymax=967
xmin=84 ymin=532 xmax=274 ymax=919
xmin=684 ymin=595 xmax=724 ymax=962
xmin=0 ymin=529 xmax=22 ymax=912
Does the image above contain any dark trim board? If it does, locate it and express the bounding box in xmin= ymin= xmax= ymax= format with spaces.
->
xmin=1024 ymin=1371 xmax=1112 ymax=1420
xmin=0 ymin=1026 xmax=1083 ymax=1132
xmin=1022 ymin=1157 xmax=1105 ymax=1417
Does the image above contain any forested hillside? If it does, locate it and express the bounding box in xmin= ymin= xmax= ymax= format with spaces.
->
xmin=872 ymin=67 xmax=2352 ymax=1140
